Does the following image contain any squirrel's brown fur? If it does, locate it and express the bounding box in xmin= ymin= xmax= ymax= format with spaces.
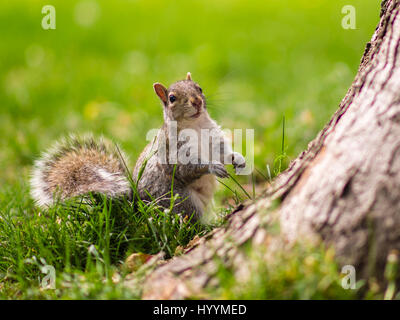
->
xmin=30 ymin=134 xmax=131 ymax=207
xmin=31 ymin=73 xmax=245 ymax=219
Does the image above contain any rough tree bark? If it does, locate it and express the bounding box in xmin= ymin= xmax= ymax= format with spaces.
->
xmin=139 ymin=0 xmax=400 ymax=299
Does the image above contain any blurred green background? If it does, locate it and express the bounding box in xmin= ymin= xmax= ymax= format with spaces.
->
xmin=0 ymin=0 xmax=379 ymax=191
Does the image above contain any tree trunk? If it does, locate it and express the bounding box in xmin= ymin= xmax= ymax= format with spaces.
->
xmin=140 ymin=0 xmax=400 ymax=299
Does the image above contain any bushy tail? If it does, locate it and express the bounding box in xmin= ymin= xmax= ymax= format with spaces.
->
xmin=30 ymin=134 xmax=132 ymax=207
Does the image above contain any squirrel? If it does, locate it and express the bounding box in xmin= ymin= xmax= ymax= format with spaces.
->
xmin=30 ymin=73 xmax=246 ymax=219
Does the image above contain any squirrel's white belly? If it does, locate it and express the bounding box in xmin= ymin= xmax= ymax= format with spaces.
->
xmin=188 ymin=174 xmax=217 ymax=215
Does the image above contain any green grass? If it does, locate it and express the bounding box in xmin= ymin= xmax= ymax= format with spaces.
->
xmin=0 ymin=0 xmax=389 ymax=299
xmin=0 ymin=178 xmax=222 ymax=299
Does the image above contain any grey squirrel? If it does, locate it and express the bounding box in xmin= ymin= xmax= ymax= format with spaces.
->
xmin=30 ymin=73 xmax=246 ymax=219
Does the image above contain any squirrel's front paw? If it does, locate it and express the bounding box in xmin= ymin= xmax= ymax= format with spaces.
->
xmin=231 ymin=152 xmax=246 ymax=174
xmin=209 ymin=162 xmax=229 ymax=178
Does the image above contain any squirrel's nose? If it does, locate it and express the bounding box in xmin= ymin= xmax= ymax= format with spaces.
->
xmin=190 ymin=96 xmax=202 ymax=109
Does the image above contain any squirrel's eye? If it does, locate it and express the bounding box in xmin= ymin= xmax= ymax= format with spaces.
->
xmin=169 ymin=95 xmax=176 ymax=103
xmin=198 ymin=87 xmax=202 ymax=93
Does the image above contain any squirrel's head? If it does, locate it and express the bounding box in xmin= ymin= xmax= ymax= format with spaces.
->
xmin=153 ymin=72 xmax=207 ymax=123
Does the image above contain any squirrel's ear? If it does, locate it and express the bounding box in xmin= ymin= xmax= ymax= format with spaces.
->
xmin=186 ymin=72 xmax=192 ymax=81
xmin=153 ymin=83 xmax=168 ymax=105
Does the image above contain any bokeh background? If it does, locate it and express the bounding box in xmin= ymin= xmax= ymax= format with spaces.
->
xmin=0 ymin=0 xmax=379 ymax=199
